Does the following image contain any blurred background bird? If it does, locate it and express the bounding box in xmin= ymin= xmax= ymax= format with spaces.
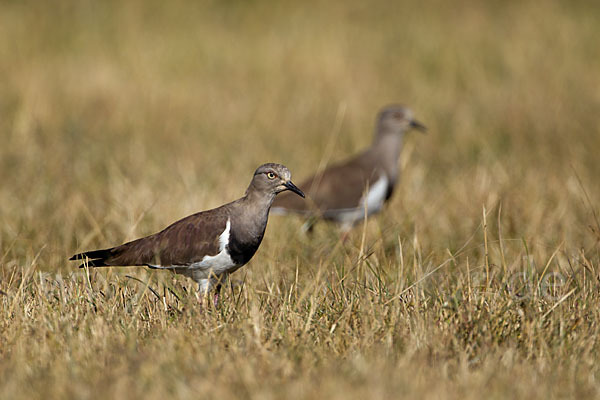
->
xmin=272 ymin=104 xmax=426 ymax=232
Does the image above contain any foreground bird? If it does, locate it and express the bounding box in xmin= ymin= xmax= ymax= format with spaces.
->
xmin=70 ymin=163 xmax=304 ymax=302
xmin=272 ymin=105 xmax=425 ymax=231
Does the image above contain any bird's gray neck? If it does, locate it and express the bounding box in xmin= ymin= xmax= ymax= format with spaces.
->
xmin=243 ymin=189 xmax=276 ymax=213
xmin=233 ymin=189 xmax=275 ymax=240
xmin=371 ymin=131 xmax=404 ymax=179
xmin=224 ymin=190 xmax=275 ymax=266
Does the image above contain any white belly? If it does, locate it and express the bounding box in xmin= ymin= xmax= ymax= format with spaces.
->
xmin=362 ymin=175 xmax=388 ymax=214
xmin=329 ymin=175 xmax=389 ymax=229
xmin=189 ymin=219 xmax=236 ymax=277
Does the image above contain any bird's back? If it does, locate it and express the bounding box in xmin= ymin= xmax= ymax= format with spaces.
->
xmin=272 ymin=149 xmax=389 ymax=216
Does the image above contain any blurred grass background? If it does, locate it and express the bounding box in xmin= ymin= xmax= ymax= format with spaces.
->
xmin=1 ymin=0 xmax=600 ymax=398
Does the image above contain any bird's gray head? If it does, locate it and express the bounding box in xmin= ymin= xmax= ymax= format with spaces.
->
xmin=247 ymin=163 xmax=305 ymax=198
xmin=375 ymin=105 xmax=427 ymax=138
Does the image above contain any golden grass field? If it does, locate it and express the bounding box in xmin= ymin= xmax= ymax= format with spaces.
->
xmin=1 ymin=0 xmax=600 ymax=398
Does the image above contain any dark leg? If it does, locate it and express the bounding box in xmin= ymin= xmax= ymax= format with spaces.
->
xmin=301 ymin=216 xmax=318 ymax=235
xmin=213 ymin=283 xmax=222 ymax=308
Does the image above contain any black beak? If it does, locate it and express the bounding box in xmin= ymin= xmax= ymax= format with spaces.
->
xmin=410 ymin=119 xmax=427 ymax=132
xmin=284 ymin=181 xmax=305 ymax=198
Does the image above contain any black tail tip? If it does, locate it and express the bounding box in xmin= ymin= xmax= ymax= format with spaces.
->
xmin=69 ymin=248 xmax=112 ymax=262
xmin=76 ymin=260 xmax=108 ymax=268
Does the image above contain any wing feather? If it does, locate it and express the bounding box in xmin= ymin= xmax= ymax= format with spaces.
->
xmin=72 ymin=208 xmax=230 ymax=268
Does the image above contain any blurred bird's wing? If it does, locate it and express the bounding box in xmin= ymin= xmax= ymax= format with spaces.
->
xmin=272 ymin=153 xmax=384 ymax=215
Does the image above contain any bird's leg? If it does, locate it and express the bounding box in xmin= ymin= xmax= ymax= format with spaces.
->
xmin=196 ymin=278 xmax=212 ymax=308
xmin=340 ymin=230 xmax=351 ymax=242
xmin=197 ymin=276 xmax=223 ymax=309
xmin=213 ymin=283 xmax=222 ymax=308
xmin=301 ymin=216 xmax=317 ymax=235
xmin=339 ymin=223 xmax=353 ymax=242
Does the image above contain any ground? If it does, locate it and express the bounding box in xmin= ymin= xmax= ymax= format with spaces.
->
xmin=1 ymin=0 xmax=600 ymax=398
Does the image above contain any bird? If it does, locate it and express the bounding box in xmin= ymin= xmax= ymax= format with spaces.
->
xmin=271 ymin=104 xmax=425 ymax=232
xmin=70 ymin=163 xmax=305 ymax=304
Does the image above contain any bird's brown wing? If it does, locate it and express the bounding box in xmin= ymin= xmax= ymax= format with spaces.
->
xmin=71 ymin=208 xmax=230 ymax=268
xmin=273 ymin=153 xmax=380 ymax=214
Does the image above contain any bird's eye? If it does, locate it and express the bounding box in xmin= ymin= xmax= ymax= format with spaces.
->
xmin=266 ymin=172 xmax=277 ymax=179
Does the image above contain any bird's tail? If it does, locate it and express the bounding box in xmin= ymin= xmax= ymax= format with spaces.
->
xmin=69 ymin=247 xmax=114 ymax=268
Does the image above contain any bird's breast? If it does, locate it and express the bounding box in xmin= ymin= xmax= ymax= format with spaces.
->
xmin=226 ymin=222 xmax=265 ymax=266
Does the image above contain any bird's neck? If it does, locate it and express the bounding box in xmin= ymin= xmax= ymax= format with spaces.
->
xmin=221 ymin=191 xmax=273 ymax=266
xmin=227 ymin=190 xmax=274 ymax=248
xmin=240 ymin=189 xmax=276 ymax=226
xmin=243 ymin=188 xmax=276 ymax=209
xmin=371 ymin=132 xmax=403 ymax=178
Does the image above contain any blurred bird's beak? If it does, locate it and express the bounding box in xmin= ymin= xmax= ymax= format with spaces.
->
xmin=410 ymin=119 xmax=427 ymax=132
xmin=283 ymin=181 xmax=305 ymax=198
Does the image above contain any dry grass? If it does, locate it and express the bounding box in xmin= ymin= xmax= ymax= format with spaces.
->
xmin=1 ymin=0 xmax=600 ymax=398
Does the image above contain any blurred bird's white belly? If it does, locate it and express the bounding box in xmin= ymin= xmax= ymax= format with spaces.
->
xmin=331 ymin=175 xmax=389 ymax=228
xmin=362 ymin=175 xmax=388 ymax=214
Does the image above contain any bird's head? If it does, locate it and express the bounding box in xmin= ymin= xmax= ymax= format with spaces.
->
xmin=248 ymin=163 xmax=305 ymax=198
xmin=376 ymin=104 xmax=427 ymax=136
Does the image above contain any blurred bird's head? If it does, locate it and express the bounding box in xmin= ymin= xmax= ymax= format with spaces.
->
xmin=375 ymin=104 xmax=427 ymax=138
xmin=248 ymin=163 xmax=305 ymax=198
